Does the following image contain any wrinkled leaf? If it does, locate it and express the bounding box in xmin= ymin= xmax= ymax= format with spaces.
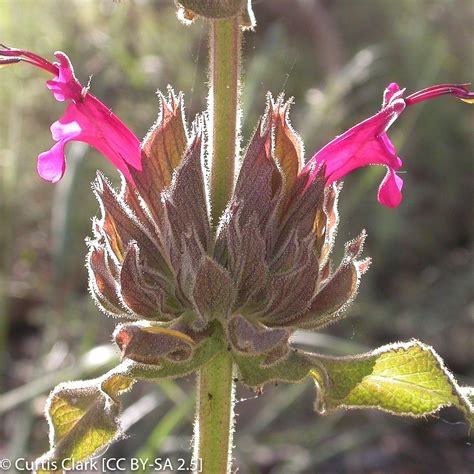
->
xmin=34 ymin=374 xmax=133 ymax=474
xmin=233 ymin=349 xmax=315 ymax=388
xmin=312 ymin=340 xmax=474 ymax=424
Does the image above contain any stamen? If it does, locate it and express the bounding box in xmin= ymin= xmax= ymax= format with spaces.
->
xmin=0 ymin=57 xmax=21 ymax=68
xmin=405 ymin=84 xmax=473 ymax=105
xmin=0 ymin=47 xmax=58 ymax=75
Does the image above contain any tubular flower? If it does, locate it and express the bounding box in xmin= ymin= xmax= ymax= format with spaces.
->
xmin=0 ymin=47 xmax=141 ymax=183
xmin=303 ymin=82 xmax=473 ymax=207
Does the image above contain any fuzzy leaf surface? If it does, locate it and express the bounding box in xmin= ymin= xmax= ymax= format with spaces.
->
xmin=34 ymin=374 xmax=133 ymax=474
xmin=313 ymin=340 xmax=474 ymax=424
xmin=233 ymin=350 xmax=314 ymax=387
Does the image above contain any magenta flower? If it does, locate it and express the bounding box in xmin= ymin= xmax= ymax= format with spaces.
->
xmin=303 ymin=82 xmax=473 ymax=208
xmin=0 ymin=47 xmax=141 ymax=183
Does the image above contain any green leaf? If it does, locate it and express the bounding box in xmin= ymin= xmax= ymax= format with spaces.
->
xmin=233 ymin=350 xmax=315 ymax=388
xmin=312 ymin=340 xmax=474 ymax=425
xmin=34 ymin=374 xmax=133 ymax=474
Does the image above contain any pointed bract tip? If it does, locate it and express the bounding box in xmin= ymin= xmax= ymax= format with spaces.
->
xmin=344 ymin=229 xmax=367 ymax=260
xmin=357 ymin=257 xmax=372 ymax=274
xmin=270 ymin=92 xmax=294 ymax=123
xmin=158 ymin=86 xmax=182 ymax=118
xmin=92 ymin=171 xmax=109 ymax=195
xmin=260 ymin=105 xmax=273 ymax=137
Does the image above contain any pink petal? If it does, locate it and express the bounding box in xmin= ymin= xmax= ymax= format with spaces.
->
xmin=37 ymin=141 xmax=67 ymax=183
xmin=302 ymin=86 xmax=407 ymax=207
xmin=50 ymin=104 xmax=82 ymax=140
xmin=383 ymin=82 xmax=401 ymax=106
xmin=305 ymin=103 xmax=404 ymax=181
xmin=45 ymin=52 xmax=82 ymax=102
xmin=2 ymin=48 xmax=143 ymax=183
xmin=82 ymin=95 xmax=142 ymax=171
xmin=48 ymin=95 xmax=140 ymax=182
xmin=377 ymin=169 xmax=403 ymax=208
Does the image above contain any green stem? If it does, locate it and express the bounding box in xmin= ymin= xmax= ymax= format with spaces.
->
xmin=209 ymin=17 xmax=241 ymax=224
xmin=193 ymin=15 xmax=241 ymax=474
xmin=194 ymin=351 xmax=235 ymax=474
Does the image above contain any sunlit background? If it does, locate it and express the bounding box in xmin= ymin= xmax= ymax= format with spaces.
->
xmin=0 ymin=0 xmax=473 ymax=472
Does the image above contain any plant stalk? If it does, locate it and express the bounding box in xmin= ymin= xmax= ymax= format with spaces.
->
xmin=194 ymin=17 xmax=241 ymax=473
xmin=194 ymin=351 xmax=235 ymax=473
xmin=209 ymin=16 xmax=241 ymax=224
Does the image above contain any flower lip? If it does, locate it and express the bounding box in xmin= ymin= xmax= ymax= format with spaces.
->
xmin=46 ymin=51 xmax=83 ymax=102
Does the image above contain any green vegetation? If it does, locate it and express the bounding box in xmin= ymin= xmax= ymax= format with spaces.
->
xmin=0 ymin=1 xmax=472 ymax=472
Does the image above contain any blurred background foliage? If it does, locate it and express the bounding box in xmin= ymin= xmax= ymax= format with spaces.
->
xmin=0 ymin=0 xmax=473 ymax=472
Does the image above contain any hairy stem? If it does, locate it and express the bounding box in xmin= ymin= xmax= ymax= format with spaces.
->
xmin=193 ymin=15 xmax=241 ymax=474
xmin=209 ymin=16 xmax=241 ymax=224
xmin=194 ymin=351 xmax=235 ymax=473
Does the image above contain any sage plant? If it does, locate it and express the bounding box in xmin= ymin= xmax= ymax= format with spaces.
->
xmin=2 ymin=1 xmax=473 ymax=473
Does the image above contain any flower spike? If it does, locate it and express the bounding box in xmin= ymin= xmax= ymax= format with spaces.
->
xmin=303 ymin=82 xmax=472 ymax=208
xmin=0 ymin=47 xmax=141 ymax=183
